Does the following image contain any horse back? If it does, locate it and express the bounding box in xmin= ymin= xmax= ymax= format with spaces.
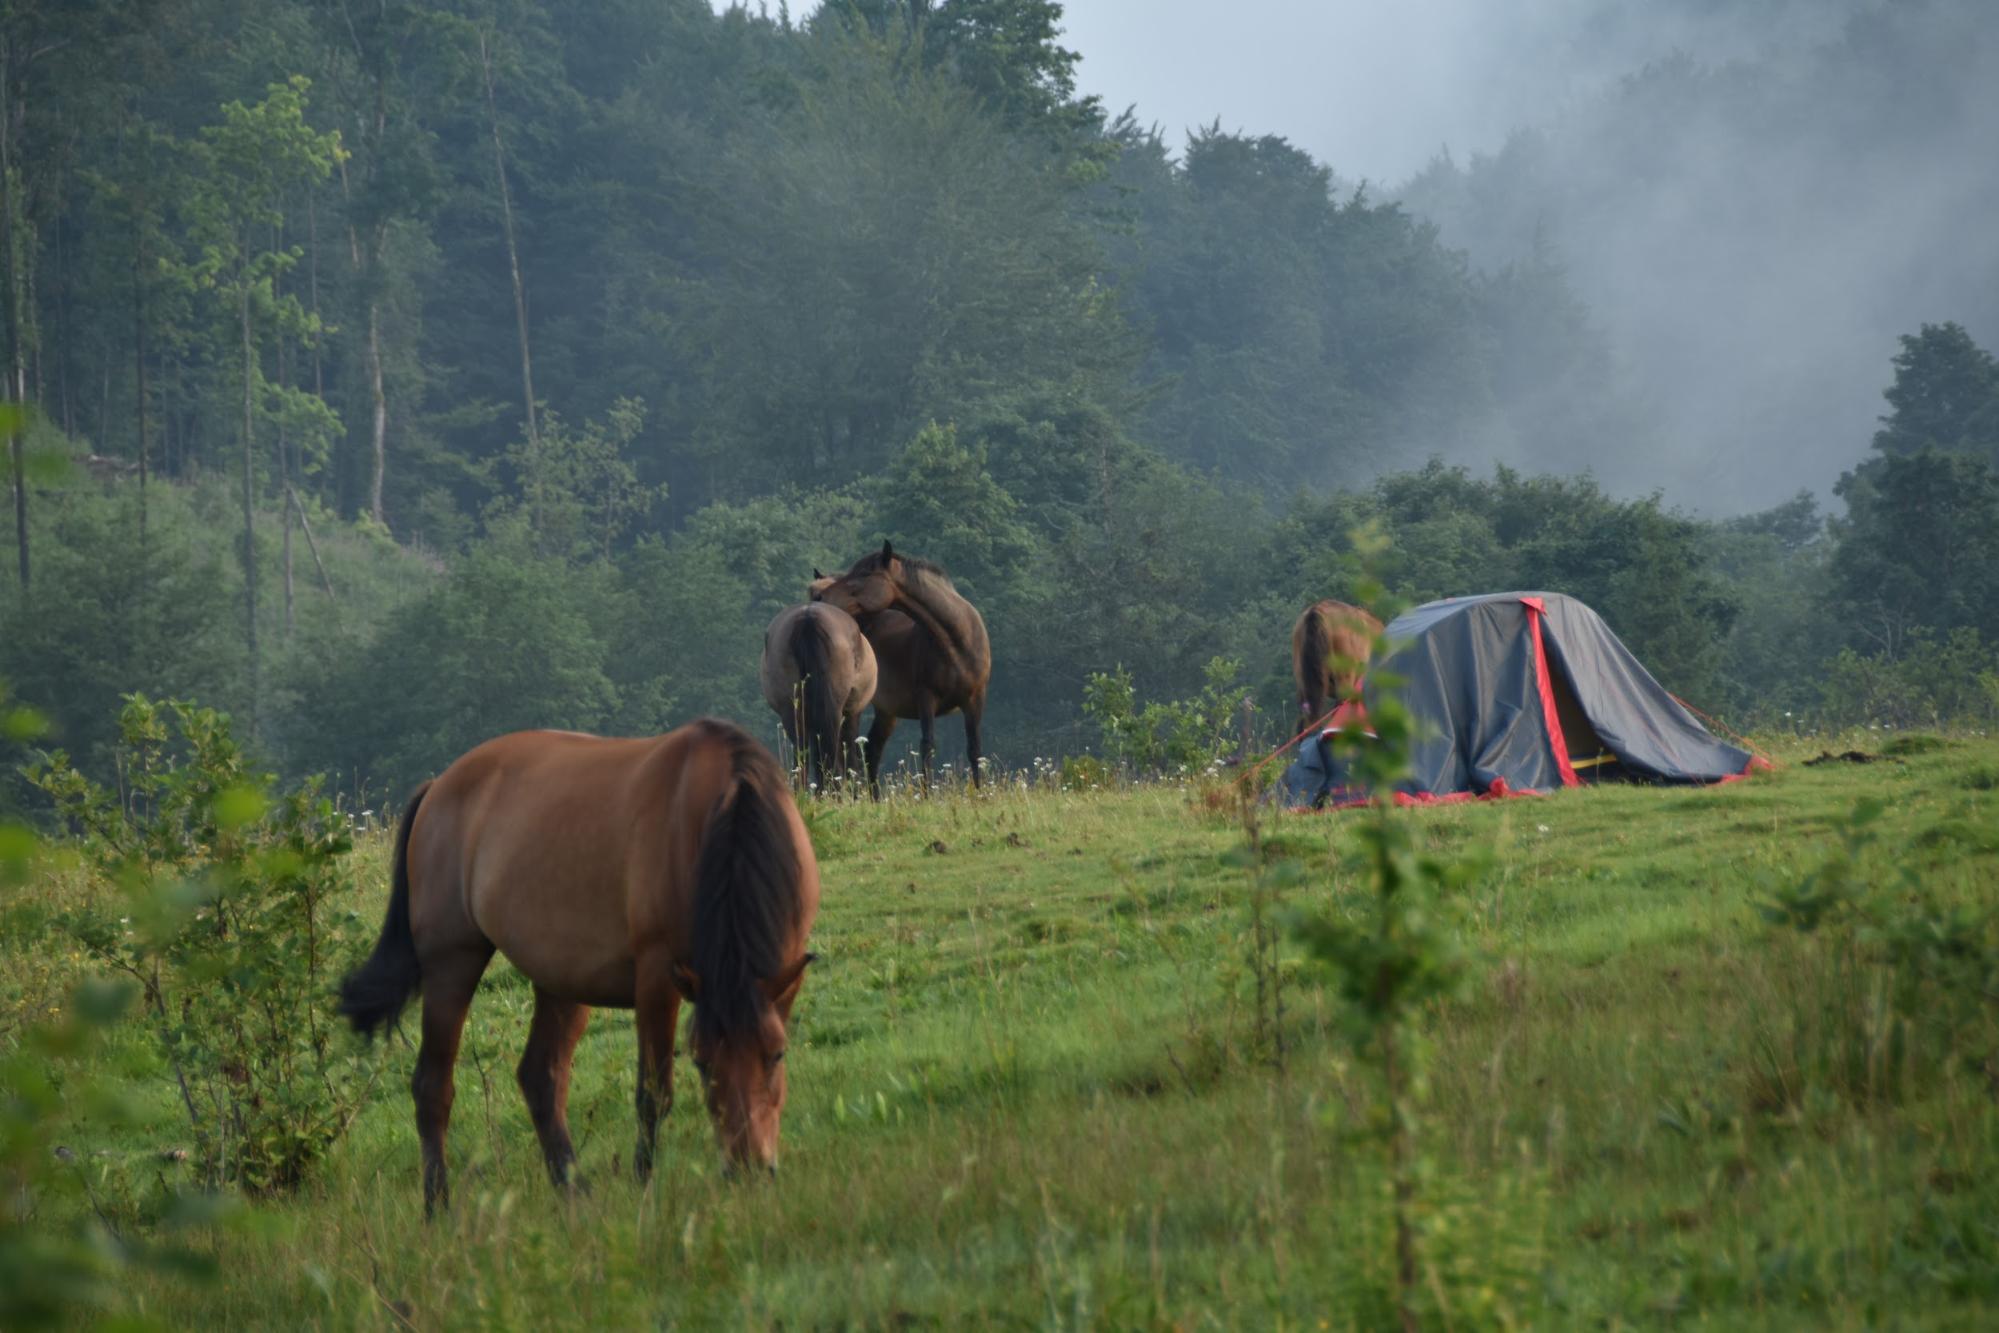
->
xmin=1295 ymin=600 xmax=1380 ymax=699
xmin=406 ymin=726 xmax=805 ymax=1009
xmin=858 ymin=599 xmax=988 ymax=717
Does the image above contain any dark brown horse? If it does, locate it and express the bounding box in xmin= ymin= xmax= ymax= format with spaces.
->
xmin=338 ymin=719 xmax=818 ymax=1212
xmin=761 ymin=601 xmax=878 ymax=792
xmin=1292 ymin=599 xmax=1383 ymax=727
xmin=811 ymin=542 xmax=992 ymax=791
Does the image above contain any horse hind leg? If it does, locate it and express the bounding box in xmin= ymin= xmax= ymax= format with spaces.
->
xmin=917 ymin=696 xmax=937 ymax=793
xmin=839 ymin=711 xmax=862 ymax=792
xmin=517 ymin=987 xmax=592 ymax=1191
xmin=864 ymin=712 xmax=898 ymax=800
xmin=411 ymin=944 xmax=493 ymax=1217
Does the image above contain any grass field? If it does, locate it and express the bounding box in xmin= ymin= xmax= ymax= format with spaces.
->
xmin=6 ymin=733 xmax=1998 ymax=1328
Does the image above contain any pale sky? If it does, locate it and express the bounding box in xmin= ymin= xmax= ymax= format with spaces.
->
xmin=1055 ymin=0 xmax=1552 ymax=185
xmin=718 ymin=0 xmax=1544 ymax=183
xmin=711 ymin=1 xmax=1842 ymax=186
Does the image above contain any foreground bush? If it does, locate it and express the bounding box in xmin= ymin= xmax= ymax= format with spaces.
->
xmin=1818 ymin=627 xmax=1999 ymax=731
xmin=30 ymin=697 xmax=372 ymax=1194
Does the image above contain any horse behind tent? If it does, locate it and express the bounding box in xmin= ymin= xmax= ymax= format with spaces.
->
xmin=812 ymin=542 xmax=992 ymax=791
xmin=1293 ymin=599 xmax=1383 ymax=726
xmin=337 ymin=719 xmax=819 ymax=1212
xmin=761 ymin=601 xmax=877 ymax=791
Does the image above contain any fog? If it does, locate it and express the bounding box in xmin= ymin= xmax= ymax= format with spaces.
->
xmin=730 ymin=1 xmax=1999 ymax=512
xmin=1060 ymin=0 xmax=1855 ymax=189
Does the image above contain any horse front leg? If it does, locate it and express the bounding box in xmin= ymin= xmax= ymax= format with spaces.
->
xmin=963 ymin=695 xmax=985 ymax=790
xmin=633 ymin=952 xmax=683 ymax=1185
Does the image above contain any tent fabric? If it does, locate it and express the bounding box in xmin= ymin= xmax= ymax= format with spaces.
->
xmin=1276 ymin=592 xmax=1754 ymax=809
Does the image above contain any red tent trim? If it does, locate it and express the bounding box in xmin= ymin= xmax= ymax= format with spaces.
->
xmin=1521 ymin=597 xmax=1580 ymax=789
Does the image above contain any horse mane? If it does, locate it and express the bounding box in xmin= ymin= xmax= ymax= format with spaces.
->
xmin=688 ymin=720 xmax=805 ymax=1043
xmin=846 ymin=547 xmax=960 ymax=597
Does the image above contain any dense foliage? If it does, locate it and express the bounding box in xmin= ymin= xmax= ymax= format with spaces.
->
xmin=1 ymin=2 xmax=1995 ymax=806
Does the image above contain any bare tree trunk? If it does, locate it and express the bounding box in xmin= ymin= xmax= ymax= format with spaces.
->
xmin=53 ymin=196 xmax=68 ymax=436
xmin=335 ymin=150 xmax=391 ymax=532
xmin=286 ymin=482 xmax=334 ymax=599
xmin=239 ymin=278 xmax=259 ymax=732
xmin=2 ymin=43 xmax=29 ymax=593
xmin=134 ymin=229 xmax=149 ymax=538
xmin=480 ymin=27 xmax=542 ymax=531
xmin=366 ymin=298 xmax=385 ymax=525
xmin=307 ymin=192 xmax=323 ymax=400
xmin=276 ymin=271 xmax=293 ymax=638
xmin=282 ymin=464 xmax=294 ymax=635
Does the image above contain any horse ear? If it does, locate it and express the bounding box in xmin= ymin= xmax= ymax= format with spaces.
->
xmin=673 ymin=964 xmax=700 ymax=1002
xmin=880 ymin=540 xmax=893 ymax=561
xmin=812 ymin=567 xmax=823 ymax=579
xmin=762 ymin=951 xmax=817 ymax=1011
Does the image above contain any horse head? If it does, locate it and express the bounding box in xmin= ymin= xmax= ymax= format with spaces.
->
xmin=675 ymin=951 xmax=816 ymax=1174
xmin=814 ymin=540 xmax=900 ymax=616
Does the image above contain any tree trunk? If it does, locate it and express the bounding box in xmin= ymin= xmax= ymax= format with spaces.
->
xmin=287 ymin=482 xmax=334 ymax=599
xmin=2 ymin=42 xmax=28 ymax=593
xmin=239 ymin=278 xmax=258 ymax=732
xmin=134 ymin=226 xmax=149 ymax=539
xmin=307 ymin=192 xmax=323 ymax=400
xmin=282 ymin=472 xmax=294 ymax=635
xmin=480 ymin=27 xmax=542 ymax=530
xmin=336 ymin=154 xmax=391 ymax=532
xmin=53 ymin=190 xmax=69 ymax=437
xmin=366 ymin=298 xmax=386 ymax=526
xmin=277 ymin=283 xmax=292 ymax=638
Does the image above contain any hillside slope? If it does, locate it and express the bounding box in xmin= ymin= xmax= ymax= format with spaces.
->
xmin=7 ymin=735 xmax=1996 ymax=1326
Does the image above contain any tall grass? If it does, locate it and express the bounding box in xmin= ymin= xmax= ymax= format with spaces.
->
xmin=1 ymin=734 xmax=1995 ymax=1326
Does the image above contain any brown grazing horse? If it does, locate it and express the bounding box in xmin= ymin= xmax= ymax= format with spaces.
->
xmin=812 ymin=542 xmax=992 ymax=791
xmin=761 ymin=601 xmax=878 ymax=791
xmin=338 ymin=719 xmax=818 ymax=1212
xmin=1292 ymin=599 xmax=1383 ymax=727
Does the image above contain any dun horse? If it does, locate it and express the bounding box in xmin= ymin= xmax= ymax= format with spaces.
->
xmin=338 ymin=719 xmax=818 ymax=1212
xmin=812 ymin=542 xmax=992 ymax=791
xmin=761 ymin=601 xmax=878 ymax=791
xmin=1292 ymin=599 xmax=1383 ymax=727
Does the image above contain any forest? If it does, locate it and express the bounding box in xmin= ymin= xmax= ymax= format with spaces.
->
xmin=4 ymin=4 xmax=1999 ymax=1327
xmin=2 ymin=0 xmax=1997 ymax=806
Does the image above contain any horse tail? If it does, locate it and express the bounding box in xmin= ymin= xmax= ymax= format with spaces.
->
xmin=691 ymin=724 xmax=805 ymax=1042
xmin=338 ymin=782 xmax=430 ymax=1039
xmin=790 ymin=611 xmax=844 ymax=789
xmin=1297 ymin=603 xmax=1332 ymax=716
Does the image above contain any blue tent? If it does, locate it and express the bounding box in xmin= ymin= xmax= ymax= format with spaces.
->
xmin=1277 ymin=593 xmax=1757 ymax=808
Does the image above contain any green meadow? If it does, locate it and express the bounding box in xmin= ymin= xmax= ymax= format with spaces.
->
xmin=7 ymin=734 xmax=1998 ymax=1329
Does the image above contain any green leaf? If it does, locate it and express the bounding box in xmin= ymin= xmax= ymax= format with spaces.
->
xmin=73 ymin=977 xmax=139 ymax=1026
xmin=0 ymin=822 xmax=35 ymax=876
xmin=22 ymin=442 xmax=77 ymax=485
xmin=1 ymin=705 xmax=48 ymax=742
xmin=213 ymin=783 xmax=269 ymax=830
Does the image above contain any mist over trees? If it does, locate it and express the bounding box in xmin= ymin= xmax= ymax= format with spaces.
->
xmin=2 ymin=0 xmax=1995 ymax=803
xmin=1398 ymin=0 xmax=1999 ymax=506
